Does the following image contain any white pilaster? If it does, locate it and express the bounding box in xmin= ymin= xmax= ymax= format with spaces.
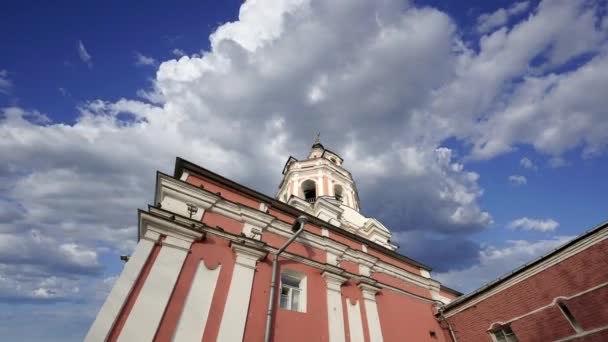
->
xmin=216 ymin=244 xmax=267 ymax=342
xmin=322 ymin=271 xmax=348 ymax=342
xmin=346 ymin=300 xmax=365 ymax=342
xmin=117 ymin=236 xmax=194 ymax=342
xmin=172 ymin=260 xmax=222 ymax=342
xmin=84 ymin=231 xmax=160 ymax=342
xmin=359 ymin=283 xmax=384 ymax=342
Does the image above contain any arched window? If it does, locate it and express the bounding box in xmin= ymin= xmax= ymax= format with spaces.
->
xmin=334 ymin=184 xmax=344 ymax=202
xmin=301 ymin=180 xmax=316 ymax=203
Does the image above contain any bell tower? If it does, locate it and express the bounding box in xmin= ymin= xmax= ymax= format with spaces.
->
xmin=276 ymin=135 xmax=396 ymax=250
xmin=276 ymin=134 xmax=360 ymax=211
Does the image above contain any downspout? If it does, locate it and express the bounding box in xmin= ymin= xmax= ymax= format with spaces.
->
xmin=264 ymin=215 xmax=308 ymax=342
xmin=437 ymin=304 xmax=457 ymax=342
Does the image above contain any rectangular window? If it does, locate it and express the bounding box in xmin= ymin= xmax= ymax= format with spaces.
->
xmin=279 ymin=271 xmax=305 ymax=312
xmin=492 ymin=326 xmax=518 ymax=342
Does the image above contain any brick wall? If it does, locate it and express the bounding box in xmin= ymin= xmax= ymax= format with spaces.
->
xmin=443 ymin=237 xmax=608 ymax=341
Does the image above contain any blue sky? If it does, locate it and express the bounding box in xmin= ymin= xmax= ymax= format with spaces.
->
xmin=1 ymin=0 xmax=608 ymax=340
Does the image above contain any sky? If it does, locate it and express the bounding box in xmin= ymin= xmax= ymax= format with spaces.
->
xmin=1 ymin=0 xmax=608 ymax=340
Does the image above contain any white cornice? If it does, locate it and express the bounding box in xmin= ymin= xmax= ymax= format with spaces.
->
xmin=139 ymin=212 xmax=204 ymax=244
xmin=152 ymin=174 xmax=442 ymax=294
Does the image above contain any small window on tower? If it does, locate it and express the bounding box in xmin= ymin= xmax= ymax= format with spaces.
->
xmin=279 ymin=270 xmax=306 ymax=312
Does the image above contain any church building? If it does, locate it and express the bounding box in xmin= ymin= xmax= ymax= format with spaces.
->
xmin=85 ymin=139 xmax=461 ymax=342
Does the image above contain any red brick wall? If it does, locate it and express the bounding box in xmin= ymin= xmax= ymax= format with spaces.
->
xmin=444 ymin=238 xmax=608 ymax=342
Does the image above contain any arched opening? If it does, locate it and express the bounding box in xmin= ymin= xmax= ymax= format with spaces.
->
xmin=334 ymin=184 xmax=343 ymax=202
xmin=301 ymin=180 xmax=317 ymax=203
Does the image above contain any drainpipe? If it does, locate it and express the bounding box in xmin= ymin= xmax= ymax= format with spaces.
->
xmin=437 ymin=304 xmax=457 ymax=342
xmin=264 ymin=215 xmax=308 ymax=342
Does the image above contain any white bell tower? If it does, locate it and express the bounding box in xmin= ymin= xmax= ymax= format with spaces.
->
xmin=276 ymin=135 xmax=397 ymax=251
xmin=276 ymin=134 xmax=360 ymax=211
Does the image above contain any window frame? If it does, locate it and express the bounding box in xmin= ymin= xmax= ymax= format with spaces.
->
xmin=490 ymin=326 xmax=518 ymax=342
xmin=278 ymin=269 xmax=307 ymax=313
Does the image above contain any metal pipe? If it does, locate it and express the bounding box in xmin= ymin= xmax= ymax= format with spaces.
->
xmin=437 ymin=304 xmax=457 ymax=342
xmin=264 ymin=215 xmax=308 ymax=342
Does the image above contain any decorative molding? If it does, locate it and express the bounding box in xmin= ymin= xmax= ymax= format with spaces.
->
xmin=117 ymin=234 xmax=191 ymax=342
xmin=84 ymin=231 xmax=158 ymax=342
xmin=359 ymin=283 xmax=384 ymax=342
xmin=144 ymin=207 xmax=439 ymax=304
xmin=139 ymin=211 xmax=204 ymax=244
xmin=346 ymin=300 xmax=365 ymax=342
xmin=172 ymin=260 xmax=221 ymax=342
xmin=322 ymin=271 xmax=348 ymax=342
xmin=216 ymin=241 xmax=266 ymax=342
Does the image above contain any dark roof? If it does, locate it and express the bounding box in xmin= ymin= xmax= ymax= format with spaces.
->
xmin=174 ymin=156 xmax=433 ymax=271
xmin=442 ymin=220 xmax=608 ymax=311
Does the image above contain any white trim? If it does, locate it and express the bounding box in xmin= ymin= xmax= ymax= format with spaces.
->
xmin=216 ymin=244 xmax=266 ymax=342
xmin=445 ymin=228 xmax=608 ymax=317
xmin=117 ymin=236 xmax=191 ymax=342
xmin=484 ymin=282 xmax=608 ymax=331
xmin=554 ymin=325 xmax=608 ymax=342
xmin=145 ymin=207 xmax=439 ymax=304
xmin=359 ymin=283 xmax=384 ymax=342
xmin=346 ymin=299 xmax=365 ymax=342
xmin=172 ymin=260 xmax=221 ymax=342
xmin=322 ymin=271 xmax=348 ymax=342
xmin=154 ymin=174 xmax=439 ymax=293
xmin=84 ymin=231 xmax=159 ymax=342
xmin=179 ymin=171 xmax=190 ymax=181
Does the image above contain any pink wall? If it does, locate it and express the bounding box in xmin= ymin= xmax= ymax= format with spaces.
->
xmin=243 ymin=257 xmax=331 ymax=341
xmin=201 ymin=210 xmax=244 ymax=235
xmin=186 ymin=175 xmax=260 ymax=210
xmin=376 ymin=289 xmax=448 ymax=342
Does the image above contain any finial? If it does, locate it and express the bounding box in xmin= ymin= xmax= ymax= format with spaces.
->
xmin=314 ymin=132 xmax=321 ymax=145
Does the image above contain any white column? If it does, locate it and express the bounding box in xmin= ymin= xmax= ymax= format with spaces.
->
xmin=84 ymin=231 xmax=159 ymax=342
xmin=117 ymin=236 xmax=193 ymax=342
xmin=216 ymin=244 xmax=267 ymax=342
xmin=346 ymin=300 xmax=365 ymax=342
xmin=172 ymin=260 xmax=222 ymax=342
xmin=322 ymin=271 xmax=348 ymax=342
xmin=359 ymin=283 xmax=384 ymax=342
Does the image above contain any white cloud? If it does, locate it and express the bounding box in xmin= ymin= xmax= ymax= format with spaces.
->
xmin=520 ymin=157 xmax=537 ymax=170
xmin=435 ymin=236 xmax=573 ymax=292
xmin=508 ymin=217 xmax=560 ymax=232
xmin=134 ymin=52 xmax=156 ymax=66
xmin=0 ymin=69 xmax=12 ymax=94
xmin=0 ymin=0 xmax=606 ymax=315
xmin=171 ymin=48 xmax=186 ymax=57
xmin=508 ymin=175 xmax=527 ymax=185
xmin=77 ymin=41 xmax=92 ymax=67
xmin=477 ymin=1 xmax=530 ymax=34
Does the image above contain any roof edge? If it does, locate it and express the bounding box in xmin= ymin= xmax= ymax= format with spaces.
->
xmin=442 ymin=219 xmax=608 ymax=312
xmin=173 ymin=156 xmax=433 ymax=271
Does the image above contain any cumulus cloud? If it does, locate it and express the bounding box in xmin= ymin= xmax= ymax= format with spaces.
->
xmin=77 ymin=40 xmax=92 ymax=67
xmin=520 ymin=157 xmax=537 ymax=170
xmin=171 ymin=48 xmax=186 ymax=57
xmin=0 ymin=0 xmax=606 ymax=314
xmin=508 ymin=175 xmax=527 ymax=185
xmin=508 ymin=217 xmax=560 ymax=232
xmin=0 ymin=69 xmax=12 ymax=94
xmin=134 ymin=52 xmax=156 ymax=66
xmin=435 ymin=236 xmax=573 ymax=292
xmin=477 ymin=1 xmax=530 ymax=34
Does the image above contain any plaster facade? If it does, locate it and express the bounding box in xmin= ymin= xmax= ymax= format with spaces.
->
xmin=87 ymin=142 xmax=460 ymax=341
